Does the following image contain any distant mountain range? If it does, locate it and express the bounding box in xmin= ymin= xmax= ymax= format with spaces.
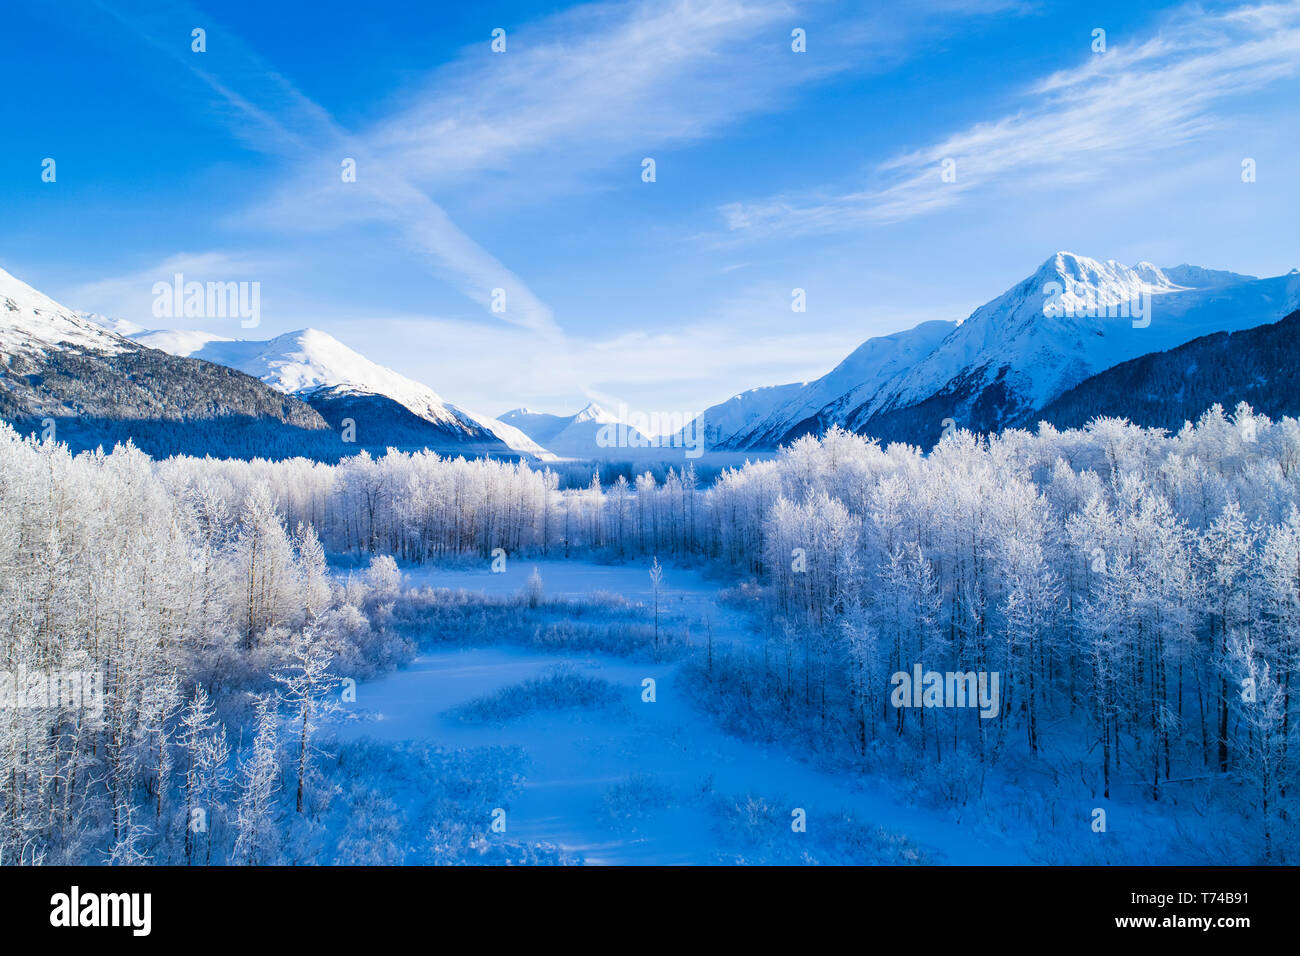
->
xmin=689 ymin=320 xmax=955 ymax=450
xmin=0 ymin=265 xmax=549 ymax=460
xmin=687 ymin=252 xmax=1300 ymax=449
xmin=5 ymin=251 xmax=1299 ymax=462
xmin=499 ymin=404 xmax=657 ymax=459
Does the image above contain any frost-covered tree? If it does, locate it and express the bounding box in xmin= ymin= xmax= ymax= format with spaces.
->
xmin=178 ymin=683 xmax=229 ymax=865
xmin=232 ymin=694 xmax=282 ymax=865
xmin=271 ymin=629 xmax=342 ymax=814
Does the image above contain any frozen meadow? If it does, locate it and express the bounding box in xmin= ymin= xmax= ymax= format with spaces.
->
xmin=319 ymin=557 xmax=1243 ymax=865
xmin=329 ymin=560 xmax=979 ymax=864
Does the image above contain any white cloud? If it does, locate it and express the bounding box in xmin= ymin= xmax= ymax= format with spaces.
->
xmin=721 ymin=1 xmax=1300 ymax=235
xmin=368 ymin=0 xmax=829 ymax=188
xmin=331 ymin=310 xmax=863 ymax=420
xmin=81 ymin=0 xmax=1047 ymax=415
xmin=95 ymin=0 xmax=563 ymax=336
xmin=65 ymin=252 xmax=270 ymax=326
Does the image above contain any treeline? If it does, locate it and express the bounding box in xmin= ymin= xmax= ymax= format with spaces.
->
xmin=0 ymin=344 xmax=326 ymax=428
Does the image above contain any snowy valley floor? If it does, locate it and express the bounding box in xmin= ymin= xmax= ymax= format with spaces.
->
xmin=318 ymin=559 xmax=1217 ymax=866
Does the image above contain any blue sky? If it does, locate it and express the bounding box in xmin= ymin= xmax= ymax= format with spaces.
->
xmin=4 ymin=0 xmax=1298 ymax=425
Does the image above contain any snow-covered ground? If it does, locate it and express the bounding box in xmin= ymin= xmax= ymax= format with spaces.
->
xmin=396 ymin=558 xmax=755 ymax=649
xmin=329 ymin=559 xmax=1035 ymax=864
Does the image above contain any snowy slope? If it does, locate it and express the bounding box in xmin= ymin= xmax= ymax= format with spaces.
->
xmin=137 ymin=328 xmax=471 ymax=428
xmin=132 ymin=327 xmax=547 ymax=458
xmin=1037 ymin=306 xmax=1300 ymax=431
xmin=695 ymin=320 xmax=956 ymax=449
xmin=130 ymin=328 xmax=230 ymax=357
xmin=478 ymin=417 xmax=553 ymax=460
xmin=497 ymin=407 xmax=574 ymax=447
xmin=0 ymin=265 xmax=135 ymax=357
xmin=870 ymin=253 xmax=1186 ymax=419
xmin=1160 ymin=264 xmax=1258 ymax=290
xmin=700 ymin=252 xmax=1300 ymax=449
xmin=688 ymin=382 xmax=806 ymax=449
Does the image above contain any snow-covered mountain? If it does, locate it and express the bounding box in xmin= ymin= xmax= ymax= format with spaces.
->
xmin=0 ymin=264 xmax=544 ymax=461
xmin=129 ymin=327 xmax=549 ymax=459
xmin=690 ymin=320 xmax=956 ymax=449
xmin=697 ymin=252 xmax=1300 ymax=450
xmin=500 ymin=403 xmax=655 ymax=459
xmin=0 ymin=265 xmax=328 ymax=444
xmin=1037 ymin=306 xmax=1300 ymax=432
xmin=0 ymin=265 xmax=136 ymax=358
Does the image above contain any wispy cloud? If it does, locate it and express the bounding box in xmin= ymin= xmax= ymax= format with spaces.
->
xmin=721 ymin=0 xmax=1300 ymax=236
xmin=248 ymin=0 xmax=1023 ymax=225
xmin=88 ymin=0 xmax=931 ymax=390
xmin=242 ymin=0 xmax=871 ymax=235
xmin=75 ymin=0 xmax=1054 ymax=416
xmin=67 ymin=251 xmax=269 ymax=324
xmin=336 ymin=309 xmax=868 ymax=420
xmin=368 ymin=0 xmax=833 ymax=189
xmin=94 ymin=0 xmax=564 ymax=337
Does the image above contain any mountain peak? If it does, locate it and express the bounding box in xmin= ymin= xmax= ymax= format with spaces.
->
xmin=1043 ymin=250 xmax=1093 ymax=273
xmin=1026 ymin=252 xmax=1184 ymax=301
xmin=572 ymin=402 xmax=617 ymax=424
xmin=1131 ymin=261 xmax=1170 ymax=285
xmin=848 ymin=250 xmax=1299 ymax=440
xmin=287 ymin=327 xmax=334 ymax=344
xmin=131 ymin=322 xmax=539 ymax=456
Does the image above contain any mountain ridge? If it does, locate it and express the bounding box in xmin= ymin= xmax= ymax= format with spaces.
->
xmin=1035 ymin=308 xmax=1300 ymax=433
xmin=128 ymin=325 xmax=546 ymax=458
xmin=0 ymin=266 xmax=331 ymax=452
xmin=500 ymin=402 xmax=656 ymax=458
xmin=692 ymin=251 xmax=1300 ymax=451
